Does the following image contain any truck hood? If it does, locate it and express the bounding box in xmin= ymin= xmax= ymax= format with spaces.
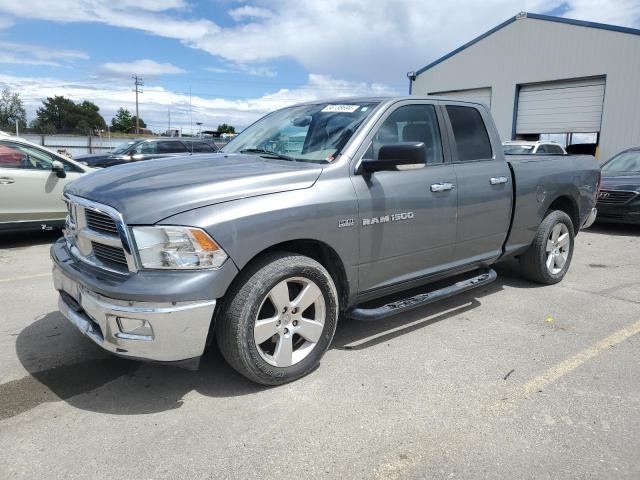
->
xmin=65 ymin=153 xmax=323 ymax=224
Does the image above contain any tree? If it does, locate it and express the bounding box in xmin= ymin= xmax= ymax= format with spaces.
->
xmin=0 ymin=88 xmax=27 ymax=132
xmin=131 ymin=115 xmax=146 ymax=129
xmin=111 ymin=108 xmax=133 ymax=132
xmin=217 ymin=123 xmax=235 ymax=134
xmin=33 ymin=96 xmax=106 ymax=134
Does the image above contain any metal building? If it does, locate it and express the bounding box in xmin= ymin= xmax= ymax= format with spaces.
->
xmin=409 ymin=12 xmax=640 ymax=161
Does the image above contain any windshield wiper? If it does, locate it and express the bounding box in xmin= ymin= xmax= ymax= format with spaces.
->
xmin=239 ymin=148 xmax=296 ymax=161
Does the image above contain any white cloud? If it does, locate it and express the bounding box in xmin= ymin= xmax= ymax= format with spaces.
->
xmin=228 ymin=6 xmax=274 ymax=21
xmin=0 ymin=41 xmax=87 ymax=66
xmin=205 ymin=62 xmax=277 ymax=78
xmin=100 ymin=59 xmax=186 ymax=77
xmin=0 ymin=1 xmax=638 ymax=87
xmin=560 ymin=0 xmax=640 ymax=26
xmin=0 ymin=72 xmax=398 ymax=132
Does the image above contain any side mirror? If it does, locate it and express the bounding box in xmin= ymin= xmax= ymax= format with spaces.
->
xmin=51 ymin=160 xmax=66 ymax=178
xmin=361 ymin=142 xmax=427 ymax=174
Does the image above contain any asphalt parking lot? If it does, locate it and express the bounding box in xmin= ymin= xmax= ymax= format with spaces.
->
xmin=0 ymin=224 xmax=639 ymax=480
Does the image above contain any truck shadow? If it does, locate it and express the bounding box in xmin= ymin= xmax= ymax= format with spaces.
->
xmin=0 ymin=230 xmax=61 ymax=248
xmin=586 ymin=222 xmax=640 ymax=237
xmin=6 ymin=263 xmax=532 ymax=418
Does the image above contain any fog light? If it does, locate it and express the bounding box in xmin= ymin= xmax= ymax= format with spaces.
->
xmin=116 ymin=317 xmax=153 ymax=337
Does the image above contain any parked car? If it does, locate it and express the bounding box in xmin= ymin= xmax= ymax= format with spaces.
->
xmin=74 ymin=138 xmax=218 ymax=168
xmin=51 ymin=97 xmax=599 ymax=385
xmin=596 ymin=147 xmax=640 ymax=224
xmin=503 ymin=140 xmax=566 ymax=155
xmin=0 ymin=135 xmax=93 ymax=232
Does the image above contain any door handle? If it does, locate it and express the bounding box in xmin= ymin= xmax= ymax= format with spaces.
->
xmin=0 ymin=177 xmax=15 ymax=185
xmin=489 ymin=176 xmax=508 ymax=185
xmin=431 ymin=182 xmax=455 ymax=192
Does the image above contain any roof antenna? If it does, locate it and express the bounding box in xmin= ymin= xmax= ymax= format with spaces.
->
xmin=516 ymin=11 xmax=528 ymax=19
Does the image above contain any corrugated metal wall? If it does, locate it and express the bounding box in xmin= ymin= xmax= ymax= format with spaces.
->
xmin=412 ymin=16 xmax=640 ymax=161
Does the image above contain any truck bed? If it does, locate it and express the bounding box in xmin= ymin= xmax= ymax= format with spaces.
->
xmin=503 ymin=154 xmax=600 ymax=257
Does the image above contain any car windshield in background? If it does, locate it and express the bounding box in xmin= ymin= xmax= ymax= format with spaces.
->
xmin=222 ymin=102 xmax=380 ymax=162
xmin=111 ymin=141 xmax=138 ymax=154
xmin=503 ymin=145 xmax=534 ymax=154
xmin=602 ymin=151 xmax=640 ymax=174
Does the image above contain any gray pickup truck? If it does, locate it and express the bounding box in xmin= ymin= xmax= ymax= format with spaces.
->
xmin=51 ymin=97 xmax=599 ymax=385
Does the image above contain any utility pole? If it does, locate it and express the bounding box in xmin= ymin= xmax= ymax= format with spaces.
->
xmin=132 ymin=75 xmax=144 ymax=134
xmin=15 ymin=119 xmax=19 ymax=136
xmin=168 ymin=109 xmax=171 ymax=136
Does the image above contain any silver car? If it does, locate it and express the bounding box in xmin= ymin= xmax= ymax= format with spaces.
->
xmin=0 ymin=135 xmax=92 ymax=232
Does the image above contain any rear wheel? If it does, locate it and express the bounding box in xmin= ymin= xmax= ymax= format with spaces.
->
xmin=216 ymin=252 xmax=339 ymax=385
xmin=519 ymin=210 xmax=575 ymax=285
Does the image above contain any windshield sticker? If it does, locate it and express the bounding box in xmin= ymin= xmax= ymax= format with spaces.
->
xmin=321 ymin=104 xmax=360 ymax=113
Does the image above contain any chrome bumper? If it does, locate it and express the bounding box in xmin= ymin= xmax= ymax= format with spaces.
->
xmin=53 ymin=265 xmax=216 ymax=362
xmin=581 ymin=207 xmax=598 ymax=230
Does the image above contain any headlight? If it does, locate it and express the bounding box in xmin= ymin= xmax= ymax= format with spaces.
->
xmin=132 ymin=226 xmax=228 ymax=269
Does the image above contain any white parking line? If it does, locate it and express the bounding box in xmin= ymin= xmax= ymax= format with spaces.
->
xmin=524 ymin=319 xmax=640 ymax=394
xmin=0 ymin=273 xmax=51 ymax=283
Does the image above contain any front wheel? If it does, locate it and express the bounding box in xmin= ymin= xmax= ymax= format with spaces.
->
xmin=216 ymin=252 xmax=339 ymax=385
xmin=519 ymin=210 xmax=575 ymax=285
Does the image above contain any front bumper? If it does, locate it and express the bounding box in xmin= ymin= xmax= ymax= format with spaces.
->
xmin=596 ymin=204 xmax=640 ymax=225
xmin=52 ymin=245 xmax=217 ymax=362
xmin=581 ymin=207 xmax=598 ymax=229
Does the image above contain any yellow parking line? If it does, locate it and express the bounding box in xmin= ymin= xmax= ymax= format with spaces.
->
xmin=0 ymin=273 xmax=51 ymax=283
xmin=524 ymin=319 xmax=640 ymax=394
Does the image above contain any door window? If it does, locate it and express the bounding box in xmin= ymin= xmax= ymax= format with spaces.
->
xmin=446 ymin=105 xmax=493 ymax=161
xmin=134 ymin=142 xmax=157 ymax=154
xmin=536 ymin=144 xmax=549 ymax=154
xmin=0 ymin=141 xmax=77 ymax=171
xmin=157 ymin=141 xmax=187 ymax=154
xmin=364 ymin=104 xmax=444 ymax=164
xmin=547 ymin=144 xmax=565 ymax=154
xmin=189 ymin=142 xmax=216 ymax=153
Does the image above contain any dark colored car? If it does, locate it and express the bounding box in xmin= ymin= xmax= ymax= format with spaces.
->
xmin=596 ymin=147 xmax=640 ymax=224
xmin=75 ymin=138 xmax=218 ymax=168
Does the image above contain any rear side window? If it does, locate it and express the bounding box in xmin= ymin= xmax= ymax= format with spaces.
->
xmin=157 ymin=141 xmax=187 ymax=154
xmin=446 ymin=105 xmax=493 ymax=161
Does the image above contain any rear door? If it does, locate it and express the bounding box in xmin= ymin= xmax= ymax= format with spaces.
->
xmin=0 ymin=141 xmax=84 ymax=224
xmin=351 ymin=101 xmax=458 ymax=294
xmin=443 ymin=104 xmax=512 ymax=265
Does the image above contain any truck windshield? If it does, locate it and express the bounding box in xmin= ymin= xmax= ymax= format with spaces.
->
xmin=503 ymin=144 xmax=534 ymax=154
xmin=602 ymin=151 xmax=640 ymax=174
xmin=222 ymin=102 xmax=380 ymax=162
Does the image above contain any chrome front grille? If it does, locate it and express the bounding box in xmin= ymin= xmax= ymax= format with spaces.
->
xmin=92 ymin=242 xmax=128 ymax=268
xmin=85 ymin=209 xmax=119 ymax=234
xmin=64 ymin=195 xmax=136 ymax=274
xmin=597 ymin=190 xmax=638 ymax=205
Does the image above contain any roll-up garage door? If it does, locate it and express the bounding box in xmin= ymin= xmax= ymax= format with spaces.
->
xmin=516 ymin=77 xmax=605 ymax=134
xmin=429 ymin=87 xmax=492 ymax=109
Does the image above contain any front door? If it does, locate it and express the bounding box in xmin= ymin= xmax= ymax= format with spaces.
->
xmin=0 ymin=141 xmax=84 ymax=224
xmin=351 ymin=102 xmax=458 ymax=294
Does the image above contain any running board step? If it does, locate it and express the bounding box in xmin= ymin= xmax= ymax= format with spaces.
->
xmin=348 ymin=269 xmax=497 ymax=322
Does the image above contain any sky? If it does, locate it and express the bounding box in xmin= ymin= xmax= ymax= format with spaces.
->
xmin=0 ymin=0 xmax=639 ymax=133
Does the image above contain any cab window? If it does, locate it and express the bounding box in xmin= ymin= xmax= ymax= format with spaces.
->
xmin=364 ymin=104 xmax=444 ymax=165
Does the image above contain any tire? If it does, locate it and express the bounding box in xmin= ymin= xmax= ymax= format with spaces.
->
xmin=519 ymin=210 xmax=575 ymax=285
xmin=216 ymin=252 xmax=339 ymax=385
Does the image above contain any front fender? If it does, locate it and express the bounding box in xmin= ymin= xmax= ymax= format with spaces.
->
xmin=161 ymin=175 xmax=359 ymax=300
